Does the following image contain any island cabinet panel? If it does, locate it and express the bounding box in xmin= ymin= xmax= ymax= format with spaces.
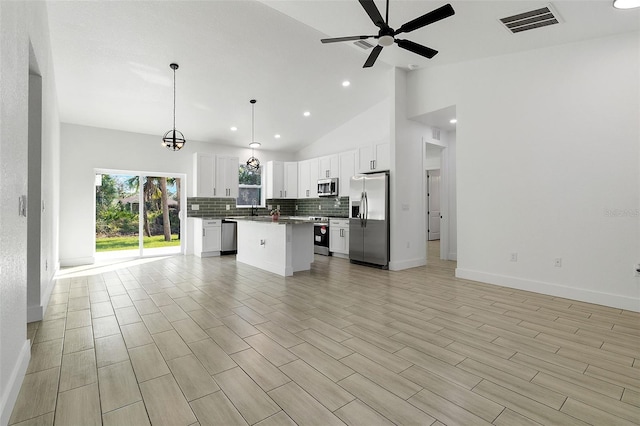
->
xmin=235 ymin=220 xmax=314 ymax=276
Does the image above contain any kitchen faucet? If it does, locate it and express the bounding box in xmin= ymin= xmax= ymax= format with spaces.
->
xmin=251 ymin=201 xmax=257 ymax=217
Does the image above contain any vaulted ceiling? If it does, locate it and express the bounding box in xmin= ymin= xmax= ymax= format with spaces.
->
xmin=46 ymin=1 xmax=639 ymax=152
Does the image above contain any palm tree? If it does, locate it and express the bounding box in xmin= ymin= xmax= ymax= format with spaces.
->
xmin=159 ymin=177 xmax=171 ymax=241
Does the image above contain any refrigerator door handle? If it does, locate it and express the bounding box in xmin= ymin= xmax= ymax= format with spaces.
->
xmin=363 ymin=191 xmax=368 ymax=228
xmin=360 ymin=191 xmax=365 ymax=226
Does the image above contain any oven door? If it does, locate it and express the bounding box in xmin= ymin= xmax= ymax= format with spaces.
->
xmin=313 ymin=224 xmax=330 ymax=255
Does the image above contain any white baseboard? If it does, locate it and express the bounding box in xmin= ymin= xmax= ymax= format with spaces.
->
xmin=389 ymin=257 xmax=426 ymax=271
xmin=0 ymin=340 xmax=31 ymax=426
xmin=59 ymin=256 xmax=94 ymax=267
xmin=456 ymin=268 xmax=640 ymax=312
xmin=27 ymin=275 xmax=56 ymax=322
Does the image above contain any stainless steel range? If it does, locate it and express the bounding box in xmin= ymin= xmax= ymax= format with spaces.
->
xmin=309 ymin=216 xmax=330 ymax=255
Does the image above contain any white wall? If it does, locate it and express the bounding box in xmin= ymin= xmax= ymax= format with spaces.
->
xmin=296 ymin=98 xmax=390 ymax=160
xmin=59 ymin=123 xmax=294 ymax=266
xmin=408 ymin=32 xmax=640 ymax=311
xmin=0 ymin=1 xmax=60 ymax=423
xmin=389 ymin=68 xmax=431 ymax=270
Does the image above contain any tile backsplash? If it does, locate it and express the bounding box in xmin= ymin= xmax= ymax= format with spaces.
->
xmin=186 ymin=196 xmax=349 ymax=218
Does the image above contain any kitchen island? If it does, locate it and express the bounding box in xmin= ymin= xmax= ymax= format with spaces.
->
xmin=232 ymin=217 xmax=314 ymax=277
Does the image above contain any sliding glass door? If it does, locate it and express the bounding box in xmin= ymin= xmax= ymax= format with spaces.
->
xmin=95 ymin=171 xmax=183 ymax=259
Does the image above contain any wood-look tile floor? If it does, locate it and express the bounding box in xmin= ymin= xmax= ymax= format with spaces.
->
xmin=11 ymin=242 xmax=640 ymax=425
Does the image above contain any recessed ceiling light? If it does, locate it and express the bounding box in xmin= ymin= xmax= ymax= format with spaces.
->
xmin=449 ymin=119 xmax=457 ymax=124
xmin=274 ymin=134 xmax=281 ymax=139
xmin=249 ymin=142 xmax=261 ymax=148
xmin=613 ymin=0 xmax=640 ymax=9
xmin=230 ymin=126 xmax=238 ymax=131
xmin=303 ymin=111 xmax=311 ymax=117
xmin=342 ymin=81 xmax=351 ymax=87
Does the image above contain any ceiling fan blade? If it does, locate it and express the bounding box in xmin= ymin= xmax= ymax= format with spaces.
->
xmin=363 ymin=45 xmax=383 ymax=68
xmin=395 ymin=3 xmax=455 ymax=35
xmin=395 ymin=39 xmax=438 ymax=59
xmin=359 ymin=0 xmax=385 ymax=28
xmin=321 ymin=35 xmax=375 ymax=44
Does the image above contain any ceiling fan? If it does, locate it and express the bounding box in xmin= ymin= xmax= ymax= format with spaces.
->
xmin=321 ymin=0 xmax=455 ymax=68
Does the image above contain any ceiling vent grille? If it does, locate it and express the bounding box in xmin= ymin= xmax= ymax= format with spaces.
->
xmin=499 ymin=4 xmax=562 ymax=34
xmin=353 ymin=40 xmax=374 ymax=50
xmin=432 ymin=128 xmax=441 ymax=141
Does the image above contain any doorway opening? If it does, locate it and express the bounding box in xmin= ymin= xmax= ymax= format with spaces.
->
xmin=95 ymin=170 xmax=185 ymax=259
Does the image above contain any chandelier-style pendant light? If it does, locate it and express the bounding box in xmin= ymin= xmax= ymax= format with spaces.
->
xmin=162 ymin=63 xmax=186 ymax=151
xmin=246 ymin=99 xmax=261 ymax=171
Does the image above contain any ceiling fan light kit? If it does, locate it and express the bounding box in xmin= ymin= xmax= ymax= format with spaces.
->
xmin=321 ymin=0 xmax=455 ymax=68
xmin=162 ymin=63 xmax=186 ymax=151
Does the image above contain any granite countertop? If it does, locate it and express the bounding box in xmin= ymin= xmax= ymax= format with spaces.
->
xmin=226 ymin=216 xmax=316 ymax=225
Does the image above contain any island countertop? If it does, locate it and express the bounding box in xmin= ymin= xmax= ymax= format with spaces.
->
xmin=226 ymin=216 xmax=321 ymax=225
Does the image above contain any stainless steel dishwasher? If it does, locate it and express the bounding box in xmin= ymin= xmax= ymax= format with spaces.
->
xmin=221 ymin=220 xmax=237 ymax=254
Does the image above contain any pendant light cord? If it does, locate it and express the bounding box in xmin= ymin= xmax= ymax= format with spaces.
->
xmin=172 ymin=67 xmax=176 ymax=132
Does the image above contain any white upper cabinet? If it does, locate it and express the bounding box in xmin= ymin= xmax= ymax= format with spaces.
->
xmin=215 ymin=155 xmax=239 ymax=198
xmin=193 ymin=153 xmax=215 ymax=197
xmin=266 ymin=160 xmax=284 ymax=199
xmin=319 ymin=155 xmax=339 ymax=179
xmin=338 ymin=150 xmax=356 ymax=196
xmin=358 ymin=142 xmax=390 ymax=173
xmin=298 ymin=158 xmax=319 ymax=198
xmin=267 ymin=161 xmax=298 ymax=199
xmin=283 ymin=162 xmax=298 ymax=199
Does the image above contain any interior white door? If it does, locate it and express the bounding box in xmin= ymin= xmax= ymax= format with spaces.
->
xmin=427 ymin=170 xmax=441 ymax=241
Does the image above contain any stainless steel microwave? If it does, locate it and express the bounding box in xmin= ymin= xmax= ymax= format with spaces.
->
xmin=317 ymin=178 xmax=339 ymax=197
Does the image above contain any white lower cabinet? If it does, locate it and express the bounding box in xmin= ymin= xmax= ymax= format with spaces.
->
xmin=329 ymin=219 xmax=349 ymax=257
xmin=192 ymin=218 xmax=221 ymax=257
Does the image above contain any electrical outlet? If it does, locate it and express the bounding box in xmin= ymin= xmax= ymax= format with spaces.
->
xmin=268 ymin=205 xmax=272 ymax=210
xmin=295 ymin=205 xmax=298 ymax=211
xmin=191 ymin=204 xmax=199 ymax=211
xmin=554 ymin=258 xmax=562 ymax=267
xmin=277 ymin=205 xmax=280 ymax=210
xmin=510 ymin=253 xmax=518 ymax=262
xmin=319 ymin=205 xmax=322 ymax=210
xmin=226 ymin=205 xmax=230 ymax=210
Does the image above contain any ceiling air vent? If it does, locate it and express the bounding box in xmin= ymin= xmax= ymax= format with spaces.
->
xmin=353 ymin=40 xmax=374 ymax=50
xmin=499 ymin=4 xmax=562 ymax=34
xmin=432 ymin=128 xmax=441 ymax=141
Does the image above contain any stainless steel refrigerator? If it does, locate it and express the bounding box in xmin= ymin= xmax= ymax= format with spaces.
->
xmin=349 ymin=172 xmax=389 ymax=268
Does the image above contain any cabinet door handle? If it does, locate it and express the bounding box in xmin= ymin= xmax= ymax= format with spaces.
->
xmin=372 ymin=160 xmax=376 ymax=170
xmin=280 ymin=190 xmax=282 ymax=198
xmin=203 ymin=229 xmax=205 ymax=237
xmin=214 ymin=188 xmax=216 ymax=196
xmin=306 ymin=189 xmax=309 ymax=197
xmin=284 ymin=190 xmax=287 ymax=197
xmin=326 ymin=170 xmax=329 ymax=178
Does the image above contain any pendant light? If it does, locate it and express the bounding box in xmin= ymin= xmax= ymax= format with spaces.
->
xmin=162 ymin=63 xmax=186 ymax=151
xmin=246 ymin=99 xmax=261 ymax=171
